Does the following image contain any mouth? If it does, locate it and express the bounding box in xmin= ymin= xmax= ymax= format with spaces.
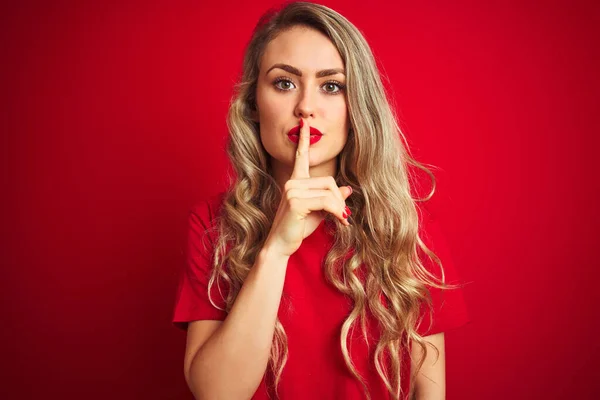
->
xmin=287 ymin=125 xmax=323 ymax=138
xmin=287 ymin=125 xmax=323 ymax=145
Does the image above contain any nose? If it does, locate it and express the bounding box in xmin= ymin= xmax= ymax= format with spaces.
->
xmin=294 ymin=88 xmax=315 ymax=119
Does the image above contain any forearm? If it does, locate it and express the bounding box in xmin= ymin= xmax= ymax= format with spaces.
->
xmin=189 ymin=247 xmax=290 ymax=400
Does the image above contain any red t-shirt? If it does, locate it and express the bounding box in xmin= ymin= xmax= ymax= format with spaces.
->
xmin=172 ymin=192 xmax=471 ymax=399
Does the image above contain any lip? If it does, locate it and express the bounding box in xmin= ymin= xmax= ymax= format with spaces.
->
xmin=287 ymin=125 xmax=323 ymax=136
xmin=288 ymin=134 xmax=322 ymax=145
xmin=287 ymin=125 xmax=323 ymax=145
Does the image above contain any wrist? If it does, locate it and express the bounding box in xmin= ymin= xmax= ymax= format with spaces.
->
xmin=258 ymin=244 xmax=290 ymax=265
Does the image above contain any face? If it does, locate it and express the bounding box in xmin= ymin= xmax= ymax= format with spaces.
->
xmin=254 ymin=25 xmax=349 ymax=180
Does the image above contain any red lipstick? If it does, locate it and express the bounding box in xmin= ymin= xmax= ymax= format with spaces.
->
xmin=287 ymin=125 xmax=323 ymax=145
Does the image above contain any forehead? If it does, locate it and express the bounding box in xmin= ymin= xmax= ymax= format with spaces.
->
xmin=260 ymin=26 xmax=344 ymax=73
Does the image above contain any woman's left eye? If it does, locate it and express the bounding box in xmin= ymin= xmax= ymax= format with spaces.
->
xmin=321 ymin=81 xmax=345 ymax=94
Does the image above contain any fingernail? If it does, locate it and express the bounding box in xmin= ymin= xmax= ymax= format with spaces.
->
xmin=346 ymin=215 xmax=353 ymax=225
xmin=342 ymin=210 xmax=348 ymax=219
xmin=345 ymin=205 xmax=352 ymax=216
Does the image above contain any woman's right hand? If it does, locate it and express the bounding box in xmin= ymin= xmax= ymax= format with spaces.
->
xmin=263 ymin=118 xmax=352 ymax=258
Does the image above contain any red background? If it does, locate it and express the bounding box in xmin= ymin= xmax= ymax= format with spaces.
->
xmin=2 ymin=0 xmax=598 ymax=399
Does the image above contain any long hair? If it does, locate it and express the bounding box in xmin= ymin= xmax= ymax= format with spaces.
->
xmin=207 ymin=2 xmax=460 ymax=399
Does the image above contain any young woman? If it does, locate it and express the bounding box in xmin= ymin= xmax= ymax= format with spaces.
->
xmin=172 ymin=2 xmax=470 ymax=399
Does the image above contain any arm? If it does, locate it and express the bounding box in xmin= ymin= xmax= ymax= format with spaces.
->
xmin=185 ymin=247 xmax=290 ymax=400
xmin=411 ymin=332 xmax=446 ymax=400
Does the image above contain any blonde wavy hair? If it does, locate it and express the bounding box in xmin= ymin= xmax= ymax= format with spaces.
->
xmin=206 ymin=2 xmax=460 ymax=399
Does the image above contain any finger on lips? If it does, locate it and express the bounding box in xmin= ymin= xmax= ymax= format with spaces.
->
xmin=292 ymin=117 xmax=310 ymax=179
xmin=291 ymin=118 xmax=351 ymax=226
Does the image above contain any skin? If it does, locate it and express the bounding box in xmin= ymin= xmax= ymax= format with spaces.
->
xmin=411 ymin=332 xmax=446 ymax=399
xmin=252 ymin=25 xmax=350 ymax=190
xmin=250 ymin=24 xmax=446 ymax=398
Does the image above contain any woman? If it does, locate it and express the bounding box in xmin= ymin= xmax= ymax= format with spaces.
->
xmin=172 ymin=2 xmax=470 ymax=399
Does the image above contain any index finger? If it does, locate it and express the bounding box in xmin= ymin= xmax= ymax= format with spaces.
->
xmin=291 ymin=117 xmax=310 ymax=179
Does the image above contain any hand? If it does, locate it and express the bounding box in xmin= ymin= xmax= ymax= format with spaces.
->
xmin=263 ymin=117 xmax=352 ymax=258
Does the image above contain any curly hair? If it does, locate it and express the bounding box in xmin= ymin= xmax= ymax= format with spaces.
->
xmin=205 ymin=2 xmax=461 ymax=399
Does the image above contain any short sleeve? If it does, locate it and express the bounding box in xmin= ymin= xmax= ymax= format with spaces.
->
xmin=415 ymin=205 xmax=471 ymax=336
xmin=172 ymin=194 xmax=229 ymax=331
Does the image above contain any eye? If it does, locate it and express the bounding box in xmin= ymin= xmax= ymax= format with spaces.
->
xmin=273 ymin=77 xmax=296 ymax=91
xmin=321 ymin=81 xmax=346 ymax=94
xmin=272 ymin=77 xmax=346 ymax=94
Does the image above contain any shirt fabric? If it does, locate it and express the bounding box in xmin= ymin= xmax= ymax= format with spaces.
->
xmin=172 ymin=192 xmax=471 ymax=399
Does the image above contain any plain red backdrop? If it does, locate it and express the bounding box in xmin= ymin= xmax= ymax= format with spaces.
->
xmin=2 ymin=0 xmax=598 ymax=399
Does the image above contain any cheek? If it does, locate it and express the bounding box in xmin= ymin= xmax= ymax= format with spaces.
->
xmin=331 ymin=96 xmax=348 ymax=117
xmin=260 ymin=100 xmax=281 ymax=122
xmin=255 ymin=87 xmax=282 ymax=152
xmin=256 ymin=86 xmax=284 ymax=121
xmin=333 ymin=100 xmax=349 ymax=130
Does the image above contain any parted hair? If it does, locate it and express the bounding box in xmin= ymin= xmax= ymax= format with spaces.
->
xmin=206 ymin=2 xmax=459 ymax=399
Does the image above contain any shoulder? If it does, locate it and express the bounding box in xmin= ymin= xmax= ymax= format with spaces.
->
xmin=414 ymin=200 xmax=455 ymax=278
xmin=415 ymin=201 xmax=439 ymax=242
xmin=187 ymin=191 xmax=228 ymax=246
xmin=189 ymin=191 xmax=227 ymax=225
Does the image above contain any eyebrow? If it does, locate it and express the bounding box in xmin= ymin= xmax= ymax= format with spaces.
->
xmin=265 ymin=63 xmax=345 ymax=78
